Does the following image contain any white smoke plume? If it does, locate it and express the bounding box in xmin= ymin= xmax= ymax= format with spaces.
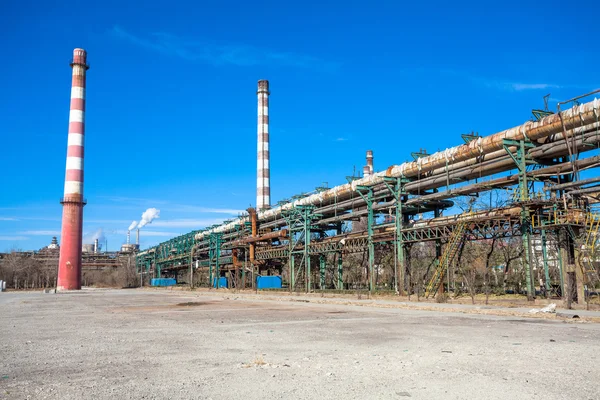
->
xmin=138 ymin=208 xmax=160 ymax=229
xmin=128 ymin=221 xmax=138 ymax=231
xmin=83 ymin=228 xmax=106 ymax=244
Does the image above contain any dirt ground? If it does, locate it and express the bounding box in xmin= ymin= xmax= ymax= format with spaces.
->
xmin=1 ymin=288 xmax=599 ymax=400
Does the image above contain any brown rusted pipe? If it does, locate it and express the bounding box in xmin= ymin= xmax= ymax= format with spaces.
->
xmin=232 ymin=248 xmax=241 ymax=267
xmin=229 ymin=229 xmax=288 ymax=246
xmin=248 ymin=207 xmax=257 ymax=263
xmin=194 ymin=99 xmax=600 ymax=241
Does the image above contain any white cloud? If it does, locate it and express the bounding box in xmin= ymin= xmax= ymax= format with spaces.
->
xmin=112 ymin=229 xmax=179 ymax=237
xmin=18 ymin=230 xmax=60 ymax=235
xmin=510 ymin=83 xmax=561 ymax=91
xmin=151 ymin=218 xmax=226 ymax=228
xmin=335 ymin=137 xmax=348 ymax=142
xmin=0 ymin=217 xmax=18 ymax=221
xmin=133 ymin=230 xmax=177 ymax=237
xmin=86 ymin=219 xmax=133 ymax=224
xmin=0 ymin=236 xmax=28 ymax=241
xmin=165 ymin=205 xmax=246 ymax=215
xmin=97 ymin=196 xmax=169 ymax=205
xmin=111 ymin=26 xmax=339 ymax=71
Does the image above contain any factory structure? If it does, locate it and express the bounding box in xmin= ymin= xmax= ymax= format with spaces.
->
xmin=132 ymin=61 xmax=600 ymax=303
xmin=3 ymin=48 xmax=599 ymax=304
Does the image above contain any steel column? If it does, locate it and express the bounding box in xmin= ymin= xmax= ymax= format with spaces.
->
xmin=503 ymin=138 xmax=535 ymax=300
xmin=356 ymin=186 xmax=374 ymax=294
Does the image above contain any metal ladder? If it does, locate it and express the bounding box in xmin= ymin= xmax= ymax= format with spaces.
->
xmin=425 ymin=220 xmax=467 ymax=298
xmin=581 ymin=213 xmax=600 ymax=283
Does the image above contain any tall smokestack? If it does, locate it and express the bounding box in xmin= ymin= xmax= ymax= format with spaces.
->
xmin=57 ymin=48 xmax=89 ymax=291
xmin=94 ymin=238 xmax=99 ymax=254
xmin=257 ymin=80 xmax=270 ymax=211
xmin=127 ymin=230 xmax=130 ymax=245
xmin=366 ymin=150 xmax=373 ymax=175
xmin=136 ymin=228 xmax=140 ymax=245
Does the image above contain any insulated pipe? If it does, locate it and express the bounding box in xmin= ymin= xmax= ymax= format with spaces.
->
xmin=406 ymin=124 xmax=600 ymax=193
xmin=565 ymin=185 xmax=600 ymax=195
xmin=257 ymin=80 xmax=271 ymax=210
xmin=224 ymin=123 xmax=600 ymax=234
xmin=411 ymin=122 xmax=600 ymax=190
xmin=57 ymin=48 xmax=89 ymax=291
xmin=545 ymin=176 xmax=600 ymax=191
xmin=255 ymin=99 xmax=600 ymax=219
xmin=409 ymin=206 xmax=522 ymax=229
xmin=194 ymin=99 xmax=600 ymax=241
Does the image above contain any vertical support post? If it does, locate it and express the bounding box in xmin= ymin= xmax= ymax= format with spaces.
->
xmin=357 ymin=186 xmax=374 ymax=295
xmin=215 ymin=234 xmax=221 ymax=289
xmin=232 ymin=248 xmax=238 ymax=290
xmin=503 ymin=138 xmax=535 ymax=300
xmin=541 ymin=228 xmax=551 ymax=296
xmin=573 ymin=229 xmax=586 ymax=303
xmin=208 ymin=241 xmax=213 ymax=287
xmin=384 ymin=177 xmax=408 ymax=295
xmin=435 ymin=207 xmax=444 ymax=296
xmin=189 ymin=243 xmax=194 ymax=289
xmin=319 ymin=255 xmax=326 ymax=289
xmin=559 ymin=229 xmax=571 ymax=307
xmin=304 ymin=207 xmax=311 ymax=292
xmin=209 ymin=233 xmax=222 ymax=289
xmin=289 ymin=255 xmax=295 ymax=292
xmin=243 ymin=250 xmax=247 ymax=289
xmin=337 ymin=253 xmax=343 ymax=290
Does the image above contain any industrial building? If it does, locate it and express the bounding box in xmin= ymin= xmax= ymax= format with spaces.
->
xmin=131 ymin=70 xmax=600 ymax=304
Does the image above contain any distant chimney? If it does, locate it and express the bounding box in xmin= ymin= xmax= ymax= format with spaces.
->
xmin=366 ymin=150 xmax=373 ymax=175
xmin=127 ymin=230 xmax=130 ymax=245
xmin=363 ymin=165 xmax=370 ymax=177
xmin=136 ymin=228 xmax=140 ymax=245
xmin=94 ymin=238 xmax=99 ymax=253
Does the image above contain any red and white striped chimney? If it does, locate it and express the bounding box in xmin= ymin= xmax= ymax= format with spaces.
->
xmin=57 ymin=48 xmax=89 ymax=290
xmin=257 ymin=80 xmax=270 ymax=210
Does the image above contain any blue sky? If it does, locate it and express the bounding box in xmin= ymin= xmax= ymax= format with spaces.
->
xmin=0 ymin=0 xmax=598 ymax=251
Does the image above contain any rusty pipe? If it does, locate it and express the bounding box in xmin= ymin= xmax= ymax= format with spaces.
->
xmin=229 ymin=229 xmax=288 ymax=247
xmin=194 ymin=98 xmax=600 ymax=241
xmin=248 ymin=207 xmax=257 ymax=263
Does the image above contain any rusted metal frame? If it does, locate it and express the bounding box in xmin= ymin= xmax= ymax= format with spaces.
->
xmin=383 ymin=176 xmax=409 ymax=294
xmin=282 ymin=205 xmax=319 ymax=292
xmin=556 ymin=91 xmax=600 ymax=180
xmin=208 ymin=232 xmax=223 ymax=288
xmin=356 ymin=185 xmax=375 ymax=294
xmin=183 ymin=100 xmax=600 ymax=250
xmin=255 ymin=247 xmax=288 ymax=260
xmin=198 ymin=255 xmax=232 ymax=267
xmin=503 ymin=138 xmax=536 ymax=300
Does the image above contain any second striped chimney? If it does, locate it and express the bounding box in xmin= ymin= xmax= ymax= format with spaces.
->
xmin=257 ymin=80 xmax=270 ymax=210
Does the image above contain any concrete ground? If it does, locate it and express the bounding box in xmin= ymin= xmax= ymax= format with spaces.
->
xmin=1 ymin=289 xmax=599 ymax=400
